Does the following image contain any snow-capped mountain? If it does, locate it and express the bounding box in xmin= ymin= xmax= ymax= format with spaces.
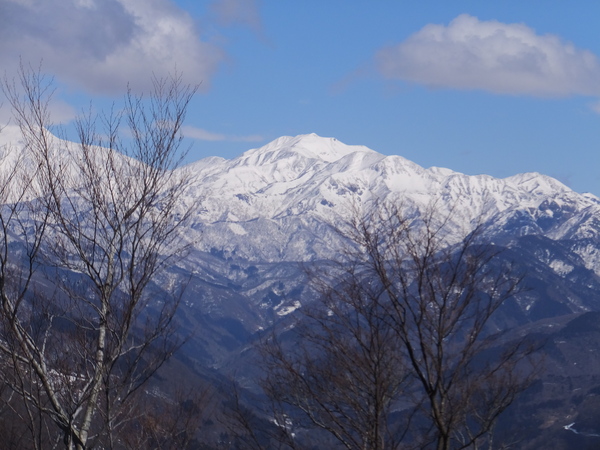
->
xmin=173 ymin=133 xmax=600 ymax=273
xmin=187 ymin=132 xmax=584 ymax=226
xmin=164 ymin=134 xmax=600 ymax=448
xmin=4 ymin=128 xmax=600 ymax=296
xmin=4 ymin=129 xmax=600 ymax=445
xmin=131 ymin=133 xmax=600 ymax=372
xmin=4 ymin=128 xmax=600 ymax=343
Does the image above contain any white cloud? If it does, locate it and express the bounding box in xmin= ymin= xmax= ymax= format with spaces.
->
xmin=182 ymin=125 xmax=264 ymax=143
xmin=376 ymin=14 xmax=600 ymax=98
xmin=183 ymin=127 xmax=226 ymax=142
xmin=0 ymin=0 xmax=224 ymax=95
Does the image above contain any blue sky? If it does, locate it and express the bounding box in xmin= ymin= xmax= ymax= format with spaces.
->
xmin=3 ymin=1 xmax=600 ymax=194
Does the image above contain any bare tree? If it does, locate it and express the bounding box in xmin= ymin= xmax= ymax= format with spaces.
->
xmin=117 ymin=386 xmax=212 ymax=450
xmin=343 ymin=203 xmax=536 ymax=450
xmin=259 ymin=202 xmax=536 ymax=450
xmin=260 ymin=257 xmax=411 ymax=450
xmin=0 ymin=64 xmax=198 ymax=449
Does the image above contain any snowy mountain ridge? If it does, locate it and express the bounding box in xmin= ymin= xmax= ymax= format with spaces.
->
xmin=5 ymin=128 xmax=600 ymax=378
xmin=173 ymin=133 xmax=600 ymax=264
xmin=2 ymin=128 xmax=600 ymax=265
xmin=169 ymin=134 xmax=600 ymax=382
xmin=186 ymin=132 xmax=584 ymax=220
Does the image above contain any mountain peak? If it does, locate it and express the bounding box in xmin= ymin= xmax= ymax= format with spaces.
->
xmin=504 ymin=172 xmax=571 ymax=195
xmin=240 ymin=133 xmax=376 ymax=164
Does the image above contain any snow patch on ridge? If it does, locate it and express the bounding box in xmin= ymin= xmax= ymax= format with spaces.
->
xmin=550 ymin=259 xmax=574 ymax=276
xmin=228 ymin=223 xmax=247 ymax=235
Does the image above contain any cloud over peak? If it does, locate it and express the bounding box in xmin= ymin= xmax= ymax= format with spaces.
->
xmin=376 ymin=14 xmax=600 ymax=98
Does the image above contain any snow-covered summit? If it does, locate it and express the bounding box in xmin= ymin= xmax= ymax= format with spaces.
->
xmin=184 ymin=133 xmax=593 ymax=222
xmin=239 ymin=133 xmax=376 ymax=164
xmin=2 ymin=128 xmax=599 ymax=263
xmin=175 ymin=134 xmax=600 ymax=262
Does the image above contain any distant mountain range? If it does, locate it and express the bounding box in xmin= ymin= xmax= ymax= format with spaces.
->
xmin=182 ymin=133 xmax=600 ymax=264
xmin=172 ymin=133 xmax=600 ymax=330
xmin=4 ymin=130 xmax=600 ymax=447
xmin=170 ymin=134 xmax=600 ymax=447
